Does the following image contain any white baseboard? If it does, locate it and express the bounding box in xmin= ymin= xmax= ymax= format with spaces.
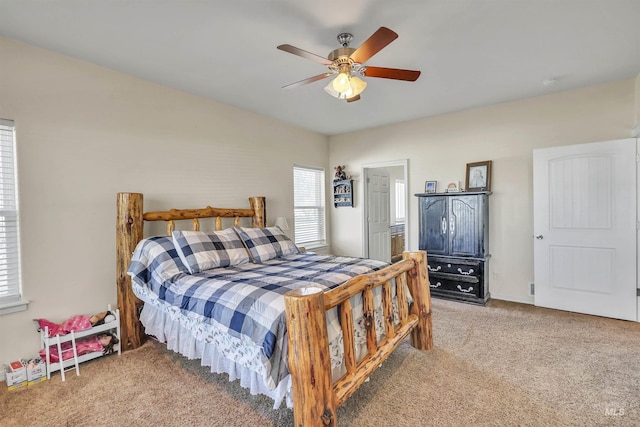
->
xmin=490 ymin=293 xmax=534 ymax=305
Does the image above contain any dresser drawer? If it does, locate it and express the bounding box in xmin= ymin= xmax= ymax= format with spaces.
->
xmin=428 ymin=272 xmax=481 ymax=299
xmin=426 ymin=258 xmax=481 ymax=277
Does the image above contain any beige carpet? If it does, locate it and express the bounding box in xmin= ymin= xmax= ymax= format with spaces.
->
xmin=2 ymin=299 xmax=639 ymax=426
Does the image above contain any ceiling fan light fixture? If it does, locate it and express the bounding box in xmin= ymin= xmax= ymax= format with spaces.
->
xmin=324 ymin=81 xmax=351 ymax=99
xmin=325 ymin=73 xmax=367 ymax=100
xmin=331 ymin=72 xmax=351 ymax=93
xmin=349 ymin=76 xmax=367 ymax=96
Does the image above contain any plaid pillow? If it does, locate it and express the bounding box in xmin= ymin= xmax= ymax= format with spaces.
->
xmin=233 ymin=226 xmax=300 ymax=263
xmin=128 ymin=236 xmax=189 ymax=285
xmin=172 ymin=229 xmax=251 ymax=274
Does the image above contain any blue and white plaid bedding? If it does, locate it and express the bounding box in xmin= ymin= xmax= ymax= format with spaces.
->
xmin=128 ymin=236 xmax=388 ymax=385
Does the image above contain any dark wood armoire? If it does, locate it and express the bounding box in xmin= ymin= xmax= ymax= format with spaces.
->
xmin=416 ymin=192 xmax=491 ymax=305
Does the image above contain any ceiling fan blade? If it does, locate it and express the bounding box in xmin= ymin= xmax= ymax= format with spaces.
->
xmin=282 ymin=73 xmax=333 ymax=89
xmin=277 ymin=44 xmax=333 ymax=65
xmin=364 ymin=66 xmax=421 ymax=81
xmin=349 ymin=27 xmax=398 ymax=64
xmin=346 ymin=95 xmax=361 ymax=103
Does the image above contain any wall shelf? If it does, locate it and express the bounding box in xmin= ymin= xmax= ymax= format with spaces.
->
xmin=333 ymin=179 xmax=353 ymax=207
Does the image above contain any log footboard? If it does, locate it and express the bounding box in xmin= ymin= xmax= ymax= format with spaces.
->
xmin=284 ymin=251 xmax=432 ymax=427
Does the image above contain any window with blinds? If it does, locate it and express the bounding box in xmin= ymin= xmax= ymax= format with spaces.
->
xmin=0 ymin=119 xmax=23 ymax=313
xmin=395 ymin=179 xmax=406 ymax=222
xmin=293 ymin=165 xmax=326 ymax=248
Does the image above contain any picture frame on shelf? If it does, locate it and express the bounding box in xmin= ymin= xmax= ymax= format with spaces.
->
xmin=425 ymin=181 xmax=437 ymax=193
xmin=446 ymin=181 xmax=461 ymax=193
xmin=465 ymin=160 xmax=492 ymax=192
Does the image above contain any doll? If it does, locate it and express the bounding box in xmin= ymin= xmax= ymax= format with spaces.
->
xmin=36 ymin=311 xmax=115 ymax=337
xmin=39 ymin=333 xmax=119 ymax=362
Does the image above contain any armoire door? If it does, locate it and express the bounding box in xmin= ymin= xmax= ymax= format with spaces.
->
xmin=449 ymin=195 xmax=482 ymax=258
xmin=419 ymin=196 xmax=448 ymax=255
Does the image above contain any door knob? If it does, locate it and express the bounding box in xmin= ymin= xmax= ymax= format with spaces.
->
xmin=535 ymin=235 xmax=543 ymax=239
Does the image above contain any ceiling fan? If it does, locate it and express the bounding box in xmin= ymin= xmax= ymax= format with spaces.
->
xmin=277 ymin=27 xmax=421 ymax=103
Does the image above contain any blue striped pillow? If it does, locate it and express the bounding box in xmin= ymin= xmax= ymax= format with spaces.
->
xmin=172 ymin=229 xmax=251 ymax=274
xmin=233 ymin=226 xmax=300 ymax=263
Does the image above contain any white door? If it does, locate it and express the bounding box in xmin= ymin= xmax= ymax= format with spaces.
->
xmin=533 ymin=138 xmax=637 ymax=321
xmin=367 ymin=168 xmax=391 ymax=262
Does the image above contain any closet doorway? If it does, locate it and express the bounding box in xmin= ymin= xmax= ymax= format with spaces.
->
xmin=362 ymin=160 xmax=408 ymax=262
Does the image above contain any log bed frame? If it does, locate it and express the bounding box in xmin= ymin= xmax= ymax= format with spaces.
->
xmin=116 ymin=192 xmax=433 ymax=426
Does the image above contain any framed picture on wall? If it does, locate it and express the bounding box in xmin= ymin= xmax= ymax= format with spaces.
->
xmin=425 ymin=181 xmax=437 ymax=193
xmin=465 ymin=160 xmax=492 ymax=192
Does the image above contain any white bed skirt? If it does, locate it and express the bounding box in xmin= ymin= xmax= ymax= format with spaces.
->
xmin=133 ymin=278 xmax=400 ymax=411
xmin=139 ymin=303 xmax=293 ymax=409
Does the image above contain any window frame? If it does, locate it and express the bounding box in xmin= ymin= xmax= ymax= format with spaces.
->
xmin=0 ymin=119 xmax=26 ymax=315
xmin=293 ymin=164 xmax=327 ymax=249
xmin=394 ymin=179 xmax=406 ymax=223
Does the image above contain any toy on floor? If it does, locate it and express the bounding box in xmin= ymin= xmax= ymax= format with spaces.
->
xmin=38 ymin=333 xmax=119 ymax=362
xmin=35 ymin=310 xmax=116 ymax=337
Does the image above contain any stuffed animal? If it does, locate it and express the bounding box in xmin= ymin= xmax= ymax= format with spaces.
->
xmin=334 ymin=165 xmax=347 ymax=180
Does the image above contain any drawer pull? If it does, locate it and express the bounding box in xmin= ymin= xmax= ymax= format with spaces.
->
xmin=457 ymin=268 xmax=474 ymax=275
xmin=430 ymin=282 xmax=442 ymax=288
xmin=457 ymin=285 xmax=474 ymax=293
xmin=428 ymin=265 xmax=442 ymax=272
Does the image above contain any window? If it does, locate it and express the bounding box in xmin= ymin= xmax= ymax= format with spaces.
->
xmin=293 ymin=165 xmax=326 ymax=248
xmin=395 ymin=179 xmax=406 ymax=222
xmin=0 ymin=119 xmax=24 ymax=315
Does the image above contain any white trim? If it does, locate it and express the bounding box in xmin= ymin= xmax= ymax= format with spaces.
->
xmin=0 ymin=298 xmax=29 ymax=315
xmin=361 ymin=159 xmax=409 ymax=259
xmin=632 ymin=123 xmax=640 ymax=138
xmin=489 ymin=293 xmax=534 ymax=305
xmin=303 ymin=243 xmax=328 ymax=251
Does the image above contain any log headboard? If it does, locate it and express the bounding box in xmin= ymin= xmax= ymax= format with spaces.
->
xmin=115 ymin=192 xmax=266 ymax=351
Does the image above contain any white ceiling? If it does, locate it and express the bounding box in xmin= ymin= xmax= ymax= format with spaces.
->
xmin=1 ymin=0 xmax=640 ymax=136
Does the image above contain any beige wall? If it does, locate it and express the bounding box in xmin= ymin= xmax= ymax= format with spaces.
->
xmin=0 ymin=37 xmax=328 ymax=366
xmin=329 ymin=79 xmax=635 ymax=303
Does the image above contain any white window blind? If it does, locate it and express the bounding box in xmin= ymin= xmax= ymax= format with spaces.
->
xmin=0 ymin=119 xmax=22 ymax=311
xmin=293 ymin=165 xmax=326 ymax=247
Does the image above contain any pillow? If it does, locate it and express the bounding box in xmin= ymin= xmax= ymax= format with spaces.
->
xmin=233 ymin=226 xmax=300 ymax=263
xmin=172 ymin=228 xmax=251 ymax=274
xmin=128 ymin=236 xmax=189 ymax=286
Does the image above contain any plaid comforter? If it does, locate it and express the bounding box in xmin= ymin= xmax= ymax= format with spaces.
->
xmin=128 ymin=236 xmax=388 ymax=384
